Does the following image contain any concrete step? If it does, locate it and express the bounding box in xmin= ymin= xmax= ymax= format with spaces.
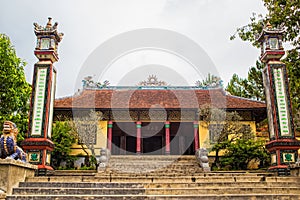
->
xmin=108 ymin=159 xmax=198 ymax=163
xmin=8 ymin=155 xmax=300 ymax=199
xmin=9 ymin=175 xmax=300 ymax=199
xmin=12 ymin=188 xmax=145 ymax=195
xmin=6 ymin=194 xmax=300 ymax=200
xmin=109 ymin=155 xmax=196 ymax=160
xmin=101 ymin=172 xmax=272 ymax=177
xmin=18 ymin=181 xmax=300 ymax=189
xmin=107 ymin=169 xmax=204 ymax=173
xmin=49 ymin=170 xmax=272 ymax=178
xmin=11 ymin=187 xmax=300 ymax=195
xmin=93 ymin=175 xmax=270 ymax=182
xmin=51 ymin=170 xmax=272 ymax=178
xmin=26 ymin=174 xmax=282 ymax=183
xmin=107 ymin=164 xmax=200 ymax=168
xmin=19 ymin=182 xmax=144 ymax=188
xmin=145 ymin=181 xmax=300 ymax=188
xmin=145 ymin=187 xmax=300 ymax=195
xmin=26 ymin=175 xmax=269 ymax=183
xmin=107 ymin=155 xmax=201 ymax=173
xmin=53 ymin=170 xmax=97 ymax=176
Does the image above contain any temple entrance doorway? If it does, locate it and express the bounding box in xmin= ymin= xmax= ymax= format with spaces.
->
xmin=170 ymin=122 xmax=194 ymax=155
xmin=112 ymin=122 xmax=136 ymax=155
xmin=111 ymin=121 xmax=195 ymax=155
xmin=141 ymin=122 xmax=164 ymax=155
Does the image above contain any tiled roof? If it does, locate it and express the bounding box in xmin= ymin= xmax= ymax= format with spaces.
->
xmin=55 ymin=88 xmax=266 ymax=110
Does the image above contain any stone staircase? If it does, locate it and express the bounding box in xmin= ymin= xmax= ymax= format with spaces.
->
xmin=6 ymin=155 xmax=300 ymax=199
xmin=107 ymin=155 xmax=203 ymax=174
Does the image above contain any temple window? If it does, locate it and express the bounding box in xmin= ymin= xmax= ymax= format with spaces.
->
xmin=208 ymin=124 xmax=223 ymax=144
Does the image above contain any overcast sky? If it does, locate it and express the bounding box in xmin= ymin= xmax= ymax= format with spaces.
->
xmin=0 ymin=0 xmax=267 ymax=98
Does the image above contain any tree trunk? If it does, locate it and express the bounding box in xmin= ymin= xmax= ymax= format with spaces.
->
xmin=214 ymin=149 xmax=220 ymax=169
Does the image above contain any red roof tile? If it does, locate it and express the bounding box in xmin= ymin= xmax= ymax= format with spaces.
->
xmin=54 ymin=88 xmax=266 ymax=110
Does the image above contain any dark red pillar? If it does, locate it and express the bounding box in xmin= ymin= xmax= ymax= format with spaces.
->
xmin=107 ymin=121 xmax=113 ymax=151
xmin=193 ymin=121 xmax=199 ymax=151
xmin=136 ymin=121 xmax=142 ymax=154
xmin=165 ymin=121 xmax=170 ymax=155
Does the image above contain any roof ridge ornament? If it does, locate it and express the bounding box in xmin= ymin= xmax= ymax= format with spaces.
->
xmin=137 ymin=75 xmax=168 ymax=86
xmin=195 ymin=74 xmax=223 ymax=89
xmin=82 ymin=76 xmax=110 ymax=89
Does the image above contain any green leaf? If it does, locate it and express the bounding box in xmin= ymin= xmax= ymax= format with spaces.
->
xmin=0 ymin=34 xmax=31 ymax=141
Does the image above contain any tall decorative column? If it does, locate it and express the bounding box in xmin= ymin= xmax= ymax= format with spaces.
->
xmin=107 ymin=121 xmax=113 ymax=150
xmin=193 ymin=121 xmax=199 ymax=151
xmin=165 ymin=121 xmax=170 ymax=155
xmin=136 ymin=121 xmax=142 ymax=154
xmin=22 ymin=18 xmax=63 ymax=175
xmin=257 ymin=22 xmax=300 ymax=174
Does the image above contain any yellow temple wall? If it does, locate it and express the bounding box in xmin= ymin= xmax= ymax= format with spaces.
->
xmin=70 ymin=121 xmax=107 ymax=156
xmin=98 ymin=120 xmax=108 ymax=151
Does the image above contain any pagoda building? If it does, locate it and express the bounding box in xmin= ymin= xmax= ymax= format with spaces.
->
xmin=54 ymin=75 xmax=267 ymax=157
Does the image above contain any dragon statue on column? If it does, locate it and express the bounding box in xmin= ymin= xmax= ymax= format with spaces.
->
xmin=0 ymin=121 xmax=27 ymax=162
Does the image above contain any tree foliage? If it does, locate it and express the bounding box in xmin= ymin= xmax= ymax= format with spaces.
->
xmin=231 ymin=0 xmax=300 ymax=48
xmin=226 ymin=61 xmax=265 ymax=101
xmin=0 ymin=34 xmax=31 ymax=141
xmin=199 ymin=107 xmax=254 ymax=143
xmin=73 ymin=110 xmax=103 ymax=156
xmin=51 ymin=111 xmax=103 ymax=169
xmin=284 ymin=49 xmax=300 ymax=130
xmin=220 ymin=139 xmax=270 ymax=170
xmin=230 ymin=0 xmax=300 ymax=130
xmin=51 ymin=121 xmax=77 ymax=169
xmin=199 ymin=107 xmax=268 ymax=170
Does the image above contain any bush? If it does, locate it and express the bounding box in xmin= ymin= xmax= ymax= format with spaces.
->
xmin=51 ymin=121 xmax=77 ymax=169
xmin=218 ymin=138 xmax=270 ymax=170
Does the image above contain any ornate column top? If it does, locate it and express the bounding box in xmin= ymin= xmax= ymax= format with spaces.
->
xmin=33 ymin=17 xmax=64 ymax=42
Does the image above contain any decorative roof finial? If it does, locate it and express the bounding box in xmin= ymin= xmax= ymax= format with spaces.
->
xmin=138 ymin=75 xmax=168 ymax=86
xmin=266 ymin=21 xmax=272 ymax=29
xmin=46 ymin=17 xmax=52 ymax=28
xmin=34 ymin=17 xmax=64 ymax=42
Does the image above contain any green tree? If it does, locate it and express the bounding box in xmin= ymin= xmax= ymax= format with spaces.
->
xmin=231 ymin=0 xmax=300 ymax=48
xmin=199 ymin=107 xmax=259 ymax=169
xmin=226 ymin=61 xmax=265 ymax=101
xmin=230 ymin=0 xmax=300 ymax=131
xmin=0 ymin=34 xmax=31 ymax=141
xmin=226 ymin=74 xmax=249 ymax=99
xmin=284 ymin=49 xmax=300 ymax=131
xmin=220 ymin=138 xmax=270 ymax=170
xmin=51 ymin=121 xmax=77 ymax=169
xmin=73 ymin=110 xmax=102 ymax=157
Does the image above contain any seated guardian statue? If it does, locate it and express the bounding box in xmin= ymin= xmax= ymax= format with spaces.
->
xmin=195 ymin=147 xmax=211 ymax=172
xmin=0 ymin=121 xmax=27 ymax=162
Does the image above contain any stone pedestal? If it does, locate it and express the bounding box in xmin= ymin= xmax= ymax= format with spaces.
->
xmin=0 ymin=159 xmax=37 ymax=195
xmin=290 ymin=163 xmax=300 ymax=176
